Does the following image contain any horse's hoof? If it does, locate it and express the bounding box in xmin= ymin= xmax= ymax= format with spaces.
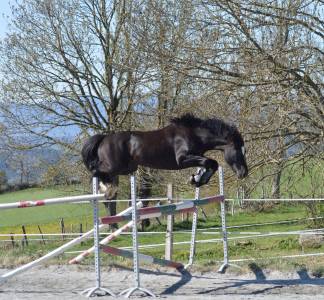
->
xmin=189 ymin=175 xmax=196 ymax=185
xmin=109 ymin=224 xmax=119 ymax=231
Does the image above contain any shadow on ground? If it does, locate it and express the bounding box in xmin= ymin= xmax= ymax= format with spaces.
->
xmin=196 ymin=263 xmax=324 ymax=296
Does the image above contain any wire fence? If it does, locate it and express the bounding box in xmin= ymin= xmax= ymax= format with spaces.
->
xmin=1 ymin=197 xmax=324 ymax=264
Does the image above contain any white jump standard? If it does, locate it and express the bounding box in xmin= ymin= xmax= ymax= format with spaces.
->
xmin=0 ymin=166 xmax=230 ymax=298
xmin=119 ymin=176 xmax=156 ymax=298
xmin=101 ymin=166 xmax=229 ymax=297
xmin=80 ymin=177 xmax=115 ymax=297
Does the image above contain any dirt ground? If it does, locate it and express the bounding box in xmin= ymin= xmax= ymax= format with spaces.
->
xmin=1 ymin=264 xmax=324 ymax=299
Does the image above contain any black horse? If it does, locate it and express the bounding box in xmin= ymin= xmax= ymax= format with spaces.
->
xmin=82 ymin=114 xmax=248 ymax=218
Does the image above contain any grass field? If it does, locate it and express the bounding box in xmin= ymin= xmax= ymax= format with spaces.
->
xmin=0 ymin=164 xmax=323 ymax=272
xmin=1 ymin=191 xmax=324 ymax=271
xmin=0 ymin=186 xmax=94 ymax=230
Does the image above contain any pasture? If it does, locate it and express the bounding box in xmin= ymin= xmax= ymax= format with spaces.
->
xmin=1 ymin=163 xmax=323 ymax=280
xmin=1 ymin=188 xmax=324 ymax=273
xmin=0 ymin=169 xmax=323 ymax=299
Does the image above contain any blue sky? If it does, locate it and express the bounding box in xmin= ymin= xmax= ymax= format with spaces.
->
xmin=0 ymin=0 xmax=12 ymax=39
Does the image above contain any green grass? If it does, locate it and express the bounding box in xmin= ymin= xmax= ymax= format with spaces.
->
xmin=1 ymin=202 xmax=322 ymax=266
xmin=248 ymin=159 xmax=324 ymax=199
xmin=0 ymin=167 xmax=323 ymax=272
xmin=0 ymin=186 xmax=93 ymax=229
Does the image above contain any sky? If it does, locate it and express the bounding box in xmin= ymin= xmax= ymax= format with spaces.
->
xmin=0 ymin=0 xmax=12 ymax=40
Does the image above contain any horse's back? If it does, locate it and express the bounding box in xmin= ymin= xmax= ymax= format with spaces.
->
xmin=98 ymin=132 xmax=132 ymax=162
xmin=128 ymin=126 xmax=187 ymax=169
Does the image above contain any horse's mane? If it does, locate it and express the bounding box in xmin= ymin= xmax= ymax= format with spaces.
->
xmin=170 ymin=113 xmax=243 ymax=142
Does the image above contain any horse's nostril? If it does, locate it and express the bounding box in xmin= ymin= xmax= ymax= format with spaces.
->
xmin=237 ymin=168 xmax=248 ymax=179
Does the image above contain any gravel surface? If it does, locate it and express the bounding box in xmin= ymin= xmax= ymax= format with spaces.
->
xmin=1 ymin=265 xmax=324 ymax=299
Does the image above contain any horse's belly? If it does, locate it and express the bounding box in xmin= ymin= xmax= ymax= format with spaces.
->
xmin=136 ymin=149 xmax=178 ymax=170
xmin=140 ymin=158 xmax=179 ymax=170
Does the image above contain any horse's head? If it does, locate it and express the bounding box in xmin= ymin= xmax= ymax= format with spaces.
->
xmin=224 ymin=132 xmax=248 ymax=179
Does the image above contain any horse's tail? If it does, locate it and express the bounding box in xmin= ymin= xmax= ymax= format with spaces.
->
xmin=81 ymin=134 xmax=106 ymax=174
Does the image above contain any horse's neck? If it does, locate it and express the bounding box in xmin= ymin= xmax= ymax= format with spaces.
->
xmin=194 ymin=128 xmax=227 ymax=150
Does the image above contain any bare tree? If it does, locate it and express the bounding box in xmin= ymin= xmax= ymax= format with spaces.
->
xmin=1 ymin=0 xmax=323 ymax=199
xmin=0 ymin=0 xmax=150 ymax=147
xmin=141 ymin=0 xmax=324 ymax=195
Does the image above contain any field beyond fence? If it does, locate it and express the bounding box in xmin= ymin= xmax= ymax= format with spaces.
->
xmin=1 ymin=184 xmax=324 ymax=274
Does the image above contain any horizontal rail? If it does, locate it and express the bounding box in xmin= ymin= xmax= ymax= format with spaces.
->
xmin=0 ymin=194 xmax=107 ymax=210
xmin=232 ymin=198 xmax=324 ymax=202
xmin=69 ymin=221 xmax=134 ymax=265
xmin=195 ymin=216 xmax=324 ymax=231
xmin=101 ymin=207 xmax=196 ymax=224
xmin=1 ymin=195 xmax=322 ymax=211
xmin=2 ymin=228 xmax=323 ymax=240
xmin=101 ymin=195 xmax=223 ymax=225
xmin=101 ymin=245 xmax=184 ymax=270
xmin=0 ymin=203 xmax=141 ymax=284
xmin=73 ymin=197 xmax=169 ymax=204
xmin=75 ymin=198 xmax=324 ymax=203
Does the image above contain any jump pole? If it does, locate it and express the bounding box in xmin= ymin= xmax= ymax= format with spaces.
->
xmin=69 ymin=217 xmax=141 ymax=265
xmin=81 ymin=177 xmax=115 ymax=297
xmin=100 ymin=196 xmax=223 ymax=225
xmin=0 ymin=194 xmax=107 ymax=210
xmin=101 ymin=245 xmax=184 ymax=271
xmin=119 ymin=176 xmax=156 ymax=298
xmin=0 ymin=188 xmax=137 ymax=285
xmin=69 ymin=221 xmax=133 ymax=265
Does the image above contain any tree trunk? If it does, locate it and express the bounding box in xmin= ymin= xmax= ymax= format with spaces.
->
xmin=271 ymin=166 xmax=282 ymax=199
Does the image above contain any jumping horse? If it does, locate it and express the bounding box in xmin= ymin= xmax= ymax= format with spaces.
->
xmin=82 ymin=114 xmax=248 ymax=222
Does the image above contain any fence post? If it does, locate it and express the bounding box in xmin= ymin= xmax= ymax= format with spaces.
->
xmin=120 ymin=176 xmax=155 ymax=298
xmin=38 ymin=225 xmax=46 ymax=245
xmin=10 ymin=233 xmax=15 ymax=248
xmin=80 ymin=223 xmax=83 ymax=245
xmin=22 ymin=225 xmax=28 ymax=247
xmin=60 ymin=218 xmax=65 ymax=240
xmin=165 ymin=184 xmax=174 ymax=260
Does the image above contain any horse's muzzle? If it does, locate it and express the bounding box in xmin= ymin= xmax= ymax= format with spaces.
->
xmin=237 ymin=167 xmax=248 ymax=179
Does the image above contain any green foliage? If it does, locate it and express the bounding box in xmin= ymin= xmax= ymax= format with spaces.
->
xmin=0 ymin=170 xmax=8 ymax=191
xmin=0 ymin=162 xmax=323 ymax=271
xmin=277 ymin=238 xmax=299 ymax=250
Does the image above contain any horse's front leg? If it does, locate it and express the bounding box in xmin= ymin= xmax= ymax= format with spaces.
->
xmin=177 ymin=154 xmax=218 ymax=187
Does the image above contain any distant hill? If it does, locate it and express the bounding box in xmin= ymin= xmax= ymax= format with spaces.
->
xmin=0 ymin=148 xmax=62 ymax=184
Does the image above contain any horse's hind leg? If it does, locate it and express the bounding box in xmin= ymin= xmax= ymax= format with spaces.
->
xmin=99 ymin=174 xmax=119 ymax=230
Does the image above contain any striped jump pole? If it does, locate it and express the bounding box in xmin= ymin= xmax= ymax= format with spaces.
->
xmin=0 ymin=189 xmax=137 ymax=285
xmin=0 ymin=194 xmax=107 ymax=210
xmin=101 ymin=245 xmax=184 ymax=271
xmin=69 ymin=220 xmax=134 ymax=265
xmin=101 ymin=195 xmax=224 ymax=225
